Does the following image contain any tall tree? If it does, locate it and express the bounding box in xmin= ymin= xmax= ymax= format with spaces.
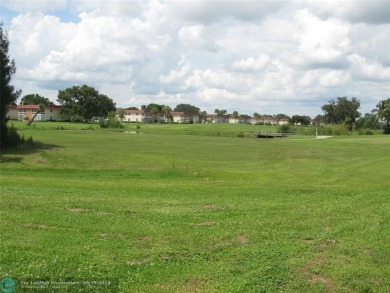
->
xmin=174 ymin=104 xmax=200 ymax=114
xmin=162 ymin=105 xmax=172 ymax=122
xmin=199 ymin=110 xmax=208 ymax=123
xmin=375 ymin=98 xmax=390 ymax=134
xmin=57 ymin=85 xmax=116 ymax=122
xmin=321 ymin=96 xmax=361 ymax=130
xmin=232 ymin=111 xmax=239 ymax=123
xmin=20 ymin=94 xmax=53 ymax=105
xmin=0 ymin=24 xmax=21 ymax=148
xmin=253 ymin=112 xmax=261 ymax=123
xmin=290 ymin=115 xmax=311 ymax=126
xmin=117 ymin=108 xmax=125 ymax=121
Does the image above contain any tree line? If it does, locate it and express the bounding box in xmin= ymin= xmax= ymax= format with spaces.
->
xmin=1 ymin=22 xmax=389 ymax=148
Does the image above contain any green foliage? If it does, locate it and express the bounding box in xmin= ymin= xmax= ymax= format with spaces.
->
xmin=375 ymin=98 xmax=390 ymax=134
xmin=173 ymin=103 xmax=200 ymax=114
xmin=57 ymin=85 xmax=116 ymax=122
xmin=278 ymin=124 xmax=291 ymax=133
xmin=356 ymin=112 xmax=379 ymax=130
xmin=99 ymin=112 xmax=123 ymax=128
xmin=290 ymin=115 xmax=311 ymax=126
xmin=321 ymin=96 xmax=361 ymax=130
xmin=70 ymin=114 xmax=84 ymax=123
xmin=0 ymin=24 xmax=22 ymax=148
xmin=20 ymin=93 xmax=53 ymax=105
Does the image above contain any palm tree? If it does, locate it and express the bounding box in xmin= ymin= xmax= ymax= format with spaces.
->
xmin=375 ymin=99 xmax=390 ymax=133
xmin=162 ymin=105 xmax=172 ymax=122
xmin=232 ymin=111 xmax=239 ymax=123
xmin=150 ymin=106 xmax=159 ymax=123
xmin=253 ymin=112 xmax=261 ymax=124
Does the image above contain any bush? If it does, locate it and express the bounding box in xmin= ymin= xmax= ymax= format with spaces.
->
xmin=4 ymin=125 xmax=22 ymax=147
xmin=98 ymin=117 xmax=123 ymax=129
xmin=278 ymin=124 xmax=291 ymax=133
xmin=3 ymin=124 xmax=35 ymax=148
xmin=70 ymin=114 xmax=84 ymax=123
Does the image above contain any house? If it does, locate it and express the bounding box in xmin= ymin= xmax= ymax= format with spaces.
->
xmin=171 ymin=112 xmax=199 ymax=123
xmin=7 ymin=105 xmax=67 ymax=121
xmin=206 ymin=114 xmax=229 ymax=123
xmin=120 ymin=109 xmax=200 ymax=123
xmin=278 ymin=118 xmax=290 ymax=125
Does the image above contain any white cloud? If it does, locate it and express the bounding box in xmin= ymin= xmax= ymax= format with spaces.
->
xmin=290 ymin=9 xmax=351 ymax=68
xmin=305 ymin=0 xmax=390 ymax=24
xmin=232 ymin=55 xmax=270 ymax=72
xmin=4 ymin=0 xmax=389 ymax=117
xmin=348 ymin=54 xmax=390 ymax=81
xmin=169 ymin=0 xmax=286 ymax=24
xmin=2 ymin=0 xmax=66 ymax=13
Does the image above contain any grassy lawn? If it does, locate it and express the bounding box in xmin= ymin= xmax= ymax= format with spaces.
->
xmin=1 ymin=121 xmax=389 ymax=292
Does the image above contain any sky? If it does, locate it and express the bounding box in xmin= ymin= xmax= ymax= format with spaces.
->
xmin=1 ymin=0 xmax=389 ymax=117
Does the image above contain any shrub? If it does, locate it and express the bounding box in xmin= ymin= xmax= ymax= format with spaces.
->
xmin=278 ymin=124 xmax=291 ymax=133
xmin=4 ymin=125 xmax=22 ymax=147
xmin=70 ymin=114 xmax=84 ymax=123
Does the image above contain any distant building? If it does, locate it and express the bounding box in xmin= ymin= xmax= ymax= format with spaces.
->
xmin=7 ymin=105 xmax=68 ymax=121
xmin=120 ymin=109 xmax=199 ymax=123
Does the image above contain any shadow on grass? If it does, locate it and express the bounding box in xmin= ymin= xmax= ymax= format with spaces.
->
xmin=0 ymin=142 xmax=62 ymax=163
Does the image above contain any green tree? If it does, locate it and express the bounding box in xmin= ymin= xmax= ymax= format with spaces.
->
xmin=20 ymin=93 xmax=53 ymax=105
xmin=199 ymin=110 xmax=207 ymax=123
xmin=117 ymin=108 xmax=125 ymax=121
xmin=275 ymin=113 xmax=290 ymax=119
xmin=355 ymin=112 xmax=379 ymax=130
xmin=253 ymin=112 xmax=261 ymax=123
xmin=232 ymin=111 xmax=239 ymax=123
xmin=0 ymin=24 xmax=22 ymax=148
xmin=150 ymin=106 xmax=159 ymax=123
xmin=215 ymin=109 xmax=227 ymax=122
xmin=375 ymin=99 xmax=390 ymax=134
xmin=57 ymin=85 xmax=116 ymax=122
xmin=321 ymin=96 xmax=361 ymax=130
xmin=290 ymin=115 xmax=311 ymax=126
xmin=173 ymin=103 xmax=200 ymax=114
xmin=162 ymin=105 xmax=172 ymax=122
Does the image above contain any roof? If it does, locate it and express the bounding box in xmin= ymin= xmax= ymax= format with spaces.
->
xmin=8 ymin=104 xmax=61 ymax=109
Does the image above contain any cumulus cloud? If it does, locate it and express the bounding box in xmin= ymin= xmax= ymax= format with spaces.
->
xmin=348 ymin=54 xmax=390 ymax=81
xmin=169 ymin=0 xmax=286 ymax=24
xmin=305 ymin=0 xmax=390 ymax=24
xmin=4 ymin=0 xmax=389 ymax=116
xmin=2 ymin=0 xmax=66 ymax=13
xmin=178 ymin=25 xmax=219 ymax=52
xmin=232 ymin=55 xmax=270 ymax=72
xmin=290 ymin=9 xmax=351 ymax=68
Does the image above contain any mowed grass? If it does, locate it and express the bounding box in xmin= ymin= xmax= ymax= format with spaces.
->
xmin=1 ymin=122 xmax=390 ymax=292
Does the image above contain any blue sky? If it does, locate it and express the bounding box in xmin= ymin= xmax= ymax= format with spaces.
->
xmin=1 ymin=0 xmax=389 ymax=117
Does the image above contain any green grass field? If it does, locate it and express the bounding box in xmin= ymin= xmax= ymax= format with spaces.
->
xmin=1 ymin=121 xmax=390 ymax=292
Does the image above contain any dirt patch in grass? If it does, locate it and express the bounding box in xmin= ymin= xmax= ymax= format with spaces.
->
xmin=68 ymin=208 xmax=89 ymax=213
xmin=178 ymin=278 xmax=208 ymax=293
xmin=97 ymin=233 xmax=124 ymax=238
xmin=25 ymin=223 xmax=75 ymax=230
xmin=192 ymin=221 xmax=218 ymax=226
xmin=236 ymin=235 xmax=249 ymax=245
xmin=303 ymin=254 xmax=336 ymax=291
xmin=318 ymin=239 xmax=337 ymax=248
